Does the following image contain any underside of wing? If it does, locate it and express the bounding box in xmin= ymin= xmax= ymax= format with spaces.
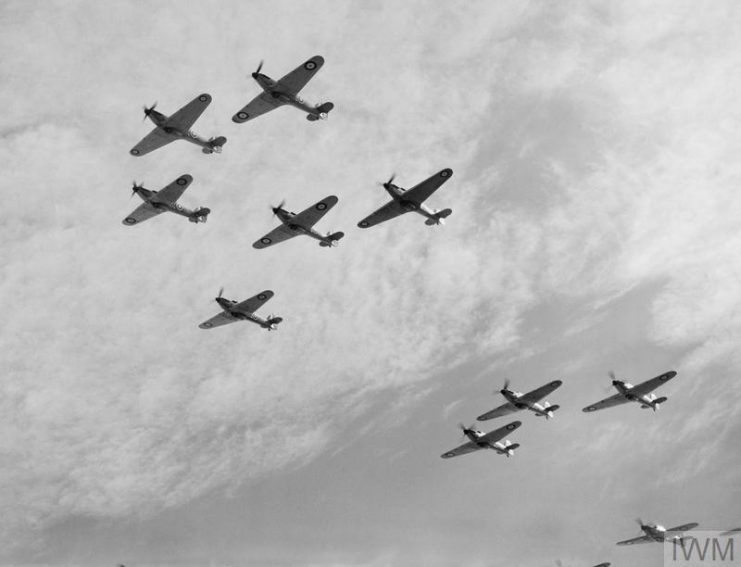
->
xmin=667 ymin=523 xmax=699 ymax=533
xmin=479 ymin=421 xmax=522 ymax=444
xmin=252 ymin=225 xmax=297 ymax=249
xmin=402 ymin=168 xmax=453 ymax=205
xmin=520 ymin=380 xmax=563 ymax=405
xmin=232 ymin=92 xmax=282 ymax=123
xmin=122 ymin=202 xmax=163 ymax=226
xmin=199 ymin=312 xmax=236 ymax=329
xmin=277 ymin=55 xmax=324 ymax=95
xmin=233 ymin=290 xmax=274 ymax=314
xmin=154 ymin=174 xmax=193 ymax=204
xmin=617 ymin=535 xmax=653 ymax=546
xmin=165 ymin=93 xmax=212 ymax=132
xmin=476 ymin=402 xmax=518 ymax=421
xmin=289 ymin=195 xmax=338 ymax=228
xmin=582 ymin=392 xmax=629 ymax=413
xmin=130 ymin=128 xmax=173 ymax=157
xmin=357 ymin=201 xmax=405 ymax=229
xmin=630 ymin=370 xmax=677 ymax=397
xmin=441 ymin=441 xmax=481 ymax=459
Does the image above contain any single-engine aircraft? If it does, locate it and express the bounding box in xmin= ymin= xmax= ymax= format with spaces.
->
xmin=357 ymin=169 xmax=453 ymax=229
xmin=617 ymin=518 xmax=699 ymax=546
xmin=232 ymin=55 xmax=334 ymax=124
xmin=253 ymin=196 xmax=344 ymax=249
xmin=582 ymin=370 xmax=677 ymax=413
xmin=440 ymin=421 xmax=521 ymax=459
xmin=477 ymin=379 xmax=562 ymax=421
xmin=199 ymin=289 xmax=282 ymax=331
xmin=122 ymin=175 xmax=210 ymax=226
xmin=130 ymin=93 xmax=226 ymax=157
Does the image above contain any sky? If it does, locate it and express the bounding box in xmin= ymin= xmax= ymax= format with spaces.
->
xmin=1 ymin=0 xmax=741 ymax=566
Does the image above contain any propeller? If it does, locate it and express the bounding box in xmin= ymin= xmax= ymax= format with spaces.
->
xmin=380 ymin=173 xmax=396 ymax=188
xmin=503 ymin=378 xmax=511 ymax=391
xmin=253 ymin=60 xmax=264 ymax=77
xmin=270 ymin=199 xmax=286 ymax=216
xmin=131 ymin=181 xmax=143 ymax=198
xmin=217 ymin=287 xmax=224 ymax=300
xmin=142 ymin=101 xmax=157 ymax=121
xmin=635 ymin=517 xmax=647 ymax=529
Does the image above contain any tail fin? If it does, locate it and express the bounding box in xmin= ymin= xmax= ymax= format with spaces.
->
xmin=505 ymin=442 xmax=520 ymax=457
xmin=425 ymin=208 xmax=453 ymax=226
xmin=189 ymin=207 xmax=211 ymax=223
xmin=307 ymin=102 xmax=334 ymax=121
xmin=320 ymin=231 xmax=345 ymax=247
xmin=203 ymin=136 xmax=227 ymax=153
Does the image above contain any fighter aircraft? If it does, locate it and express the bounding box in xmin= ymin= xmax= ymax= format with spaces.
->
xmin=232 ymin=55 xmax=334 ymax=124
xmin=130 ymin=93 xmax=226 ymax=157
xmin=122 ymin=175 xmax=210 ymax=226
xmin=199 ymin=289 xmax=282 ymax=331
xmin=477 ymin=379 xmax=562 ymax=421
xmin=617 ymin=519 xmax=699 ymax=546
xmin=582 ymin=370 xmax=677 ymax=413
xmin=253 ymin=196 xmax=344 ymax=249
xmin=440 ymin=421 xmax=521 ymax=459
xmin=357 ymin=169 xmax=453 ymax=229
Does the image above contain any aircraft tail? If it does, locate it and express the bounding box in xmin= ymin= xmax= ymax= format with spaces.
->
xmin=266 ymin=316 xmax=283 ymax=330
xmin=203 ymin=136 xmax=227 ymax=154
xmin=189 ymin=207 xmax=211 ymax=223
xmin=319 ymin=231 xmax=345 ymax=247
xmin=541 ymin=404 xmax=560 ymax=418
xmin=505 ymin=442 xmax=519 ymax=457
xmin=425 ymin=208 xmax=453 ymax=226
xmin=307 ymin=102 xmax=334 ymax=121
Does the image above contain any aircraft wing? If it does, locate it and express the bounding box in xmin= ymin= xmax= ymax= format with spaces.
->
xmin=153 ymin=174 xmax=193 ymax=204
xmin=276 ymin=55 xmax=324 ymax=95
xmin=357 ymin=201 xmax=406 ymax=229
xmin=199 ymin=312 xmax=237 ymax=330
xmin=629 ymin=370 xmax=677 ymax=397
xmin=232 ymin=92 xmax=282 ymax=123
xmin=122 ymin=202 xmax=163 ymax=226
xmin=519 ymin=380 xmax=563 ymax=405
xmin=165 ymin=93 xmax=212 ymax=132
xmin=476 ymin=402 xmax=518 ymax=421
xmin=130 ymin=127 xmax=174 ymax=157
xmin=667 ymin=523 xmax=699 ymax=533
xmin=479 ymin=421 xmax=521 ymax=444
xmin=290 ymin=195 xmax=339 ymax=228
xmin=401 ymin=168 xmax=453 ymax=205
xmin=233 ymin=290 xmax=274 ymax=314
xmin=616 ymin=535 xmax=653 ymax=546
xmin=441 ymin=441 xmax=482 ymax=459
xmin=582 ymin=392 xmax=628 ymax=413
xmin=252 ymin=224 xmax=297 ymax=249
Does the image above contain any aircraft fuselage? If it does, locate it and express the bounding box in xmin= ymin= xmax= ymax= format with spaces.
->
xmin=501 ymin=389 xmax=555 ymax=418
xmin=273 ymin=207 xmax=337 ymax=246
xmin=613 ymin=381 xmax=660 ymax=409
xmin=145 ymin=110 xmax=222 ymax=153
xmin=462 ymin=428 xmax=516 ymax=456
xmin=215 ymin=297 xmax=279 ymax=330
xmin=253 ymin=73 xmax=327 ymax=118
xmin=132 ymin=187 xmax=209 ymax=222
xmin=383 ymin=182 xmax=440 ymax=222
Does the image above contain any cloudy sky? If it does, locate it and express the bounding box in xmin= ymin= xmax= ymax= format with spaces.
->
xmin=2 ymin=1 xmax=741 ymax=566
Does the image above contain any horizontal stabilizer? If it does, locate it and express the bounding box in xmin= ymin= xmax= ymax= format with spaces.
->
xmin=210 ymin=136 xmax=227 ymax=148
xmin=437 ymin=208 xmax=452 ymax=219
xmin=654 ymin=396 xmax=667 ymax=405
xmin=316 ymin=102 xmax=334 ymax=114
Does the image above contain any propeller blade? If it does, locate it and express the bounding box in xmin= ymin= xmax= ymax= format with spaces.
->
xmin=270 ymin=199 xmax=286 ymax=215
xmin=142 ymin=102 xmax=157 ymax=121
xmin=217 ymin=287 xmax=224 ymax=299
xmin=635 ymin=517 xmax=645 ymax=528
xmin=256 ymin=60 xmax=264 ymax=75
xmin=131 ymin=181 xmax=142 ymax=198
xmin=503 ymin=378 xmax=511 ymax=391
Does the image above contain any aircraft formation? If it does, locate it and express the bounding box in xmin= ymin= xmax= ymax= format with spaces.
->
xmin=123 ymin=55 xmax=711 ymax=564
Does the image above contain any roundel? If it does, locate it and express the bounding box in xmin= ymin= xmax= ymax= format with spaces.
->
xmin=124 ymin=217 xmax=137 ymax=224
xmin=203 ymin=322 xmax=213 ymax=328
xmin=198 ymin=95 xmax=209 ymax=102
xmin=359 ymin=221 xmax=369 ymax=228
xmin=237 ymin=112 xmax=249 ymax=120
xmin=261 ymin=237 xmax=272 ymax=244
xmin=177 ymin=177 xmax=188 ymax=186
xmin=585 ymin=406 xmax=596 ymax=412
xmin=130 ymin=149 xmax=140 ymax=156
xmin=316 ymin=202 xmax=327 ymax=210
xmin=440 ymin=170 xmax=450 ymax=178
xmin=304 ymin=61 xmax=317 ymax=70
xmin=506 ymin=423 xmax=517 ymax=430
xmin=257 ymin=293 xmax=268 ymax=300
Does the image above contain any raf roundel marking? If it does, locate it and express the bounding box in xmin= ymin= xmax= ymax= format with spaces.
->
xmin=124 ymin=217 xmax=137 ymax=224
xmin=506 ymin=423 xmax=517 ymax=430
xmin=261 ymin=237 xmax=271 ymax=244
xmin=130 ymin=149 xmax=140 ymax=155
xmin=177 ymin=177 xmax=188 ymax=186
xmin=316 ymin=202 xmax=327 ymax=211
xmin=440 ymin=170 xmax=450 ymax=178
xmin=198 ymin=95 xmax=209 ymax=102
xmin=585 ymin=406 xmax=596 ymax=412
xmin=202 ymin=322 xmax=213 ymax=328
xmin=257 ymin=293 xmax=268 ymax=301
xmin=304 ymin=61 xmax=317 ymax=70
xmin=359 ymin=221 xmax=369 ymax=228
xmin=237 ymin=112 xmax=249 ymax=120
